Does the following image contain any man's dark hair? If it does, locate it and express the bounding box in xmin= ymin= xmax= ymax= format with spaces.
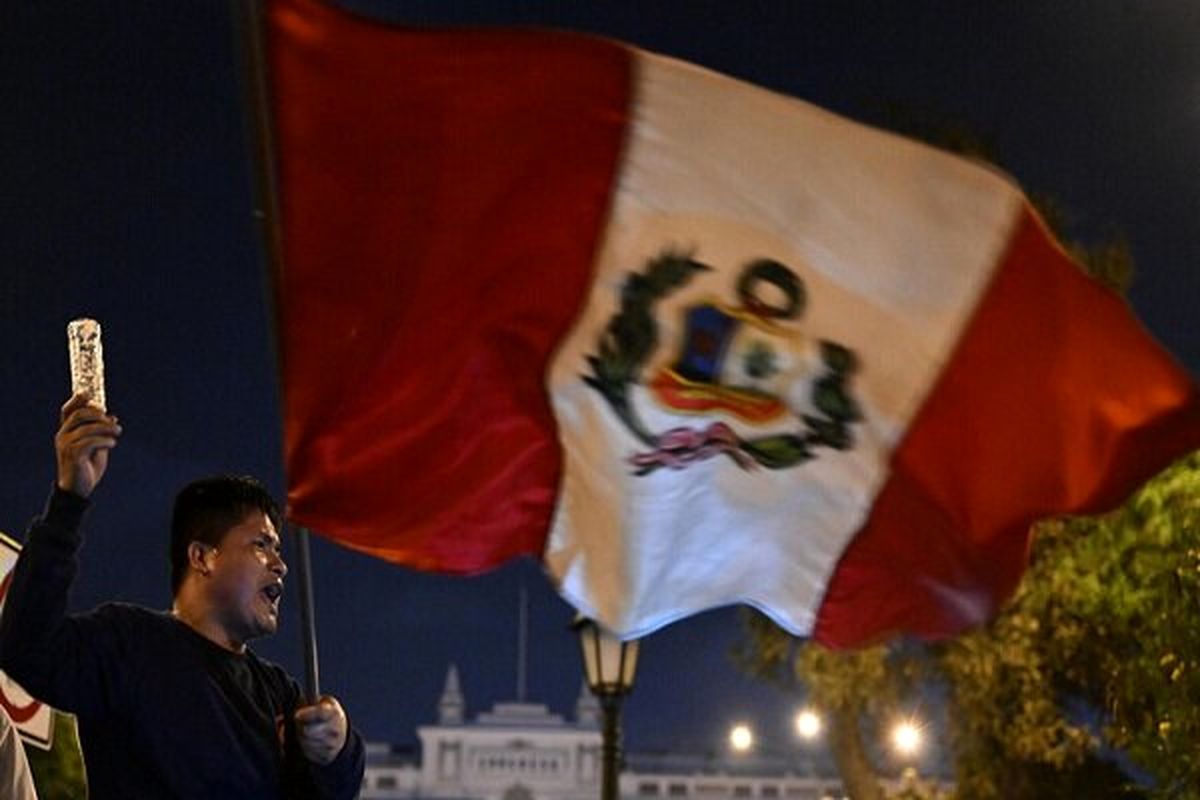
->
xmin=169 ymin=475 xmax=281 ymax=595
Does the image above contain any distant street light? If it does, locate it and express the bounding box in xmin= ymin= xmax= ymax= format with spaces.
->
xmin=729 ymin=724 xmax=754 ymax=752
xmin=890 ymin=720 xmax=923 ymax=758
xmin=575 ymin=617 xmax=640 ymax=800
xmin=794 ymin=708 xmax=822 ymax=741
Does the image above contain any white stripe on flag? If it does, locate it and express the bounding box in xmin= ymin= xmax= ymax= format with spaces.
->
xmin=546 ymin=49 xmax=1022 ymax=637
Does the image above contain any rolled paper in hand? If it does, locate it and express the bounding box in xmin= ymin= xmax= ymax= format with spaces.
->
xmin=67 ymin=318 xmax=106 ymax=411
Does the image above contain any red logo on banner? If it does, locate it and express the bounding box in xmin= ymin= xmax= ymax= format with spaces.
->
xmin=0 ymin=538 xmax=53 ymax=749
xmin=0 ymin=571 xmax=43 ymax=723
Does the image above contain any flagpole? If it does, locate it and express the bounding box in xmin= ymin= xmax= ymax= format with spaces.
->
xmin=231 ymin=0 xmax=322 ymax=703
xmin=294 ymin=525 xmax=321 ymax=702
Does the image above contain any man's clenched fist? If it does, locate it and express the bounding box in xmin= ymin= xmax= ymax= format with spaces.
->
xmin=56 ymin=393 xmax=121 ymax=499
xmin=295 ymin=696 xmax=349 ymax=766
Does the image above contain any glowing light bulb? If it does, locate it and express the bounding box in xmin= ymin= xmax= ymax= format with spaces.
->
xmin=891 ymin=720 xmax=923 ymax=757
xmin=729 ymin=724 xmax=754 ymax=752
xmin=795 ymin=709 xmax=822 ymax=740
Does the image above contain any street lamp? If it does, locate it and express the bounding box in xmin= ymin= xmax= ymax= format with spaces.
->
xmin=576 ymin=617 xmax=640 ymax=800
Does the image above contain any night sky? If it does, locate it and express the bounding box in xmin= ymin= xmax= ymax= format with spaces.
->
xmin=2 ymin=0 xmax=1197 ymax=760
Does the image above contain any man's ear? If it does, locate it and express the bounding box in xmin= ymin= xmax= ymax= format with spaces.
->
xmin=187 ymin=541 xmax=215 ymax=576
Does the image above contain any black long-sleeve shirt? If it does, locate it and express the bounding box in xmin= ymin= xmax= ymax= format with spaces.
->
xmin=0 ymin=489 xmax=365 ymax=799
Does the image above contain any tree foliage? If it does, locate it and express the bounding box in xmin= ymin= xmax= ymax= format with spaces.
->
xmin=944 ymin=453 xmax=1200 ymax=798
xmin=26 ymin=712 xmax=87 ymax=799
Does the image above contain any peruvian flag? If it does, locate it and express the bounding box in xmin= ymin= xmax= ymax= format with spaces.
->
xmin=266 ymin=0 xmax=1200 ymax=646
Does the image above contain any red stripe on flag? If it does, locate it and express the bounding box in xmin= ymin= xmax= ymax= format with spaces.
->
xmin=269 ymin=0 xmax=631 ymax=571
xmin=814 ymin=208 xmax=1200 ymax=647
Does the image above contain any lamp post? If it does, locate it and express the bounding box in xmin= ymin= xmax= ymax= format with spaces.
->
xmin=575 ymin=617 xmax=639 ymax=800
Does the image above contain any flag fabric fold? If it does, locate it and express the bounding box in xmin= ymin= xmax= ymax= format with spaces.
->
xmin=266 ymin=0 xmax=1200 ymax=646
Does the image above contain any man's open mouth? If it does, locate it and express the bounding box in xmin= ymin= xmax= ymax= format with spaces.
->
xmin=260 ymin=582 xmax=283 ymax=612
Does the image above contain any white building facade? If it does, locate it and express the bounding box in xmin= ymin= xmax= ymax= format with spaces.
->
xmin=358 ymin=665 xmax=860 ymax=800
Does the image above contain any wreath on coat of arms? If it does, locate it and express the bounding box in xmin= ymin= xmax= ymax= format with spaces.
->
xmin=583 ymin=250 xmax=861 ymax=476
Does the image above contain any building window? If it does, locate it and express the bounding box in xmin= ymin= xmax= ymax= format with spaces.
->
xmin=762 ymin=787 xmax=779 ymax=798
xmin=639 ymin=782 xmax=661 ymax=796
xmin=668 ymin=784 xmax=688 ymax=796
xmin=734 ymin=786 xmax=752 ymax=797
xmin=377 ymin=775 xmax=397 ymax=789
xmin=504 ymin=784 xmax=535 ymax=800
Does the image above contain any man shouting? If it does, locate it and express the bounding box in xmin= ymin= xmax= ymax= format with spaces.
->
xmin=0 ymin=395 xmax=365 ymax=798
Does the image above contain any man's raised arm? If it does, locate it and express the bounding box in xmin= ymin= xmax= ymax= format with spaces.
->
xmin=0 ymin=395 xmax=121 ymax=712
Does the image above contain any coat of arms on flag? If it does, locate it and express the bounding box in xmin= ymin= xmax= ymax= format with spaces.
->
xmin=583 ymin=252 xmax=861 ymax=475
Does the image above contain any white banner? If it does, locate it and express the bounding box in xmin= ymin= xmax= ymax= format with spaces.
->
xmin=0 ymin=533 xmax=54 ymax=751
